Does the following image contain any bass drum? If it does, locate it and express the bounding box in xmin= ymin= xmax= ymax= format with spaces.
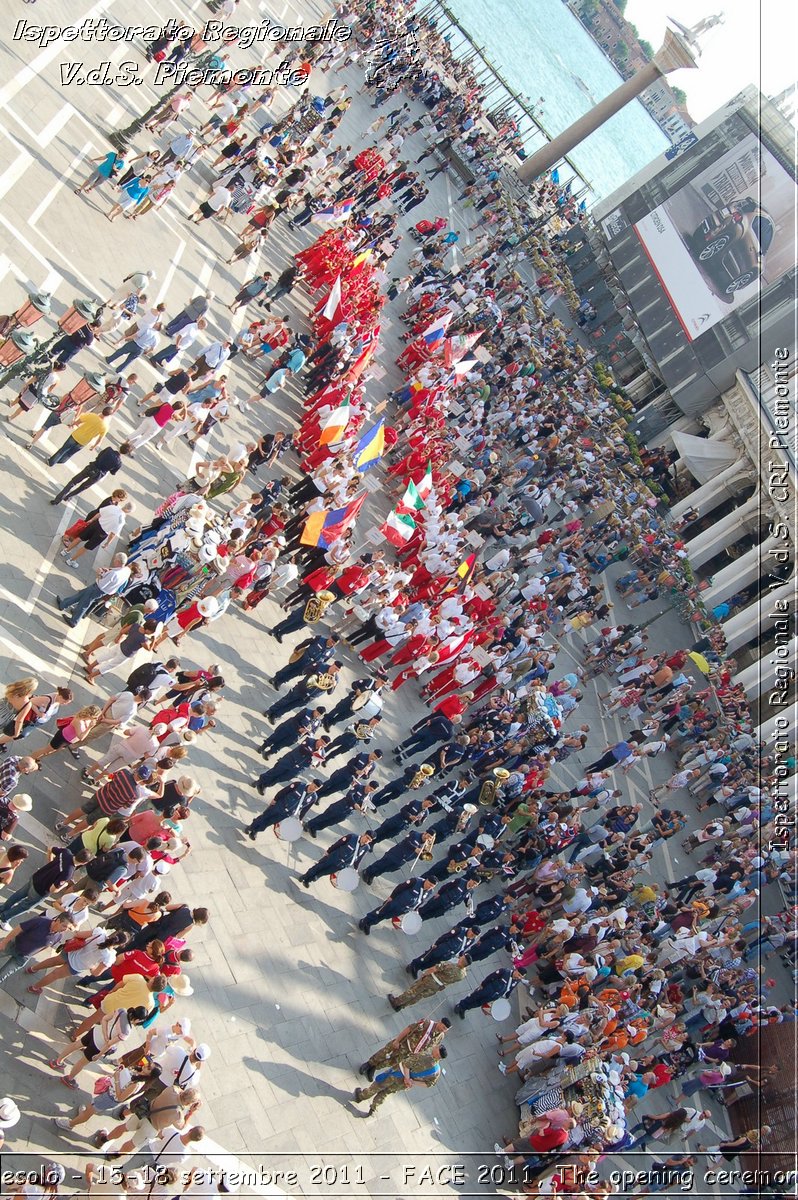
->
xmin=331 ymin=867 xmax=359 ymax=892
xmin=275 ymin=817 xmax=302 ymax=842
xmin=400 ymin=911 xmax=423 ymax=935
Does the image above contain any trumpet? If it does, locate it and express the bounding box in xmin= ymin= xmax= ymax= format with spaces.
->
xmin=303 ymin=590 xmax=337 ymax=623
xmin=410 ymin=763 xmax=435 ymax=789
xmin=478 ymin=767 xmax=511 ymax=807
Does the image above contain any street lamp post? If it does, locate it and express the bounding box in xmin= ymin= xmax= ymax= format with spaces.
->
xmin=0 ymin=299 xmax=101 ymax=391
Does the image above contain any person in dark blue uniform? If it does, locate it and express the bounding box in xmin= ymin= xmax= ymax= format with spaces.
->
xmin=324 ymin=717 xmax=382 ymax=762
xmin=417 ymin=874 xmax=479 ymax=922
xmin=471 ymin=893 xmax=512 ymax=927
xmin=361 ymin=831 xmax=428 ymax=885
xmin=406 ymin=922 xmax=479 ymax=978
xmin=264 ymin=663 xmax=343 ymax=723
xmin=358 ymin=876 xmax=434 ymax=934
xmin=270 ymin=599 xmax=338 ymax=643
xmin=323 ymin=671 xmax=388 ymax=728
xmin=420 ymin=836 xmax=481 ymax=883
xmin=453 ymin=966 xmax=525 ymax=1019
xmin=304 ymin=780 xmax=377 ymax=838
xmin=467 ymin=922 xmax=522 ymax=965
xmin=371 ymin=797 xmax=434 ymax=845
xmin=422 ymin=734 xmax=472 ymax=775
xmin=394 ymin=713 xmax=456 ymax=762
xmin=244 ymin=779 xmax=321 ymax=840
xmin=253 ymin=735 xmax=330 ymax=794
xmin=371 ymin=765 xmax=426 ymax=809
xmin=314 ymin=750 xmax=380 ymax=801
xmin=298 ymin=831 xmax=374 ymax=888
xmin=270 ymin=634 xmax=339 ymax=689
xmin=259 ymin=706 xmax=326 ymax=758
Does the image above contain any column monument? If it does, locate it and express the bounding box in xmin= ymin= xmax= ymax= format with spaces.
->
xmin=517 ymin=23 xmax=705 ymax=183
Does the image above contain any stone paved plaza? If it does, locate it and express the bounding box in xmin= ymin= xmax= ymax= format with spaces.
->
xmin=0 ymin=1 xmax=776 ymax=1195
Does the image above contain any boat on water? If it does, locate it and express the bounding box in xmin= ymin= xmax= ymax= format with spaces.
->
xmin=571 ymin=72 xmax=596 ymax=103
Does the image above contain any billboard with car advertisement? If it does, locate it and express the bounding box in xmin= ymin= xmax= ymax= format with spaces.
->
xmin=632 ymin=132 xmax=797 ymax=341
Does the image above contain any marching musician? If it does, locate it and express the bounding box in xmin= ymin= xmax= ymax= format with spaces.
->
xmin=370 ymin=796 xmax=435 ymax=846
xmin=297 ymin=830 xmax=374 ymax=889
xmin=313 ymin=748 xmax=383 ymax=802
xmin=323 ymin=669 xmax=389 ymax=729
xmin=253 ymin=734 xmax=331 ymax=795
xmin=323 ymin=715 xmax=383 ymax=763
xmin=264 ymin=662 xmax=343 ymax=723
xmin=268 ymin=633 xmax=340 ymax=690
xmin=244 ymin=779 xmax=321 ymax=841
xmin=361 ymin=830 xmax=434 ymax=885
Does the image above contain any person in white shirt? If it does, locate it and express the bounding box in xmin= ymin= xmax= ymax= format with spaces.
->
xmin=58 ymin=554 xmax=132 ymax=627
xmin=190 ymin=185 xmax=232 ymax=224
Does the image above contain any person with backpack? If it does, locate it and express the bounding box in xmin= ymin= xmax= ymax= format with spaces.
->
xmin=0 ymin=845 xmax=89 ymax=929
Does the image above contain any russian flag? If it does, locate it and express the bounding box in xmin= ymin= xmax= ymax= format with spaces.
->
xmin=301 ymin=493 xmax=367 ymax=549
xmin=353 ymin=420 xmax=385 ymax=472
xmin=419 ymin=311 xmax=452 ymax=345
xmin=319 ymin=398 xmax=351 ymax=447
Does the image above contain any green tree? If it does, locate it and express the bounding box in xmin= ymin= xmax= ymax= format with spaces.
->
xmin=639 ymin=38 xmax=654 ymax=58
xmin=615 ymin=39 xmax=629 ymax=63
xmin=672 ymin=85 xmax=687 ymax=106
xmin=611 ymin=0 xmax=627 ymax=11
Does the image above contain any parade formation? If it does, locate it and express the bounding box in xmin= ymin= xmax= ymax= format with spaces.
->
xmin=0 ymin=0 xmax=792 ymax=1196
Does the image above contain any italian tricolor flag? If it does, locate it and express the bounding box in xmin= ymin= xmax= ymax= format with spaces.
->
xmin=319 ymin=398 xmax=351 ymax=447
xmin=403 ymin=463 xmax=433 ymax=509
xmin=382 ymin=509 xmax=416 ymax=548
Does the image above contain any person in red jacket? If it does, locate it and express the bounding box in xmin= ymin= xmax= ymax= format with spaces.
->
xmin=434 ymin=693 xmax=473 ymax=722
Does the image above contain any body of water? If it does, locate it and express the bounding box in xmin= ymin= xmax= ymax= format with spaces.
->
xmin=448 ymin=0 xmax=670 ymax=200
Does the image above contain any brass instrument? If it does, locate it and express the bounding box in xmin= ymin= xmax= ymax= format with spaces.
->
xmin=410 ymin=763 xmax=435 ymax=789
xmin=478 ymin=767 xmax=511 ymax=807
xmin=310 ymin=672 xmax=337 ymax=692
xmin=419 ymin=832 xmax=437 ymax=862
xmin=454 ymin=804 xmax=476 ymax=834
xmin=303 ymin=589 xmax=337 ymax=623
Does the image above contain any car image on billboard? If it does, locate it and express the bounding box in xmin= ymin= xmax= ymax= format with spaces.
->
xmin=632 ymin=129 xmax=796 ymax=341
xmin=690 ymin=196 xmax=775 ymax=301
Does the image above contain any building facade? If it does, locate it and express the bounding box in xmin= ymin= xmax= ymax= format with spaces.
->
xmin=669 ymin=359 xmax=796 ymax=740
xmin=589 ymin=88 xmax=796 ymax=430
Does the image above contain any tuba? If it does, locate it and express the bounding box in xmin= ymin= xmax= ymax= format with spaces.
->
xmin=478 ymin=767 xmax=511 ymax=807
xmin=303 ymin=590 xmax=337 ymax=623
xmin=410 ymin=763 xmax=435 ymax=789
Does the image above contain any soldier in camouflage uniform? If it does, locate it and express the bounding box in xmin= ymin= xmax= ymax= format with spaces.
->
xmin=359 ymin=1016 xmax=451 ymax=1080
xmin=387 ymin=956 xmax=467 ymax=1011
xmin=353 ymin=1047 xmax=445 ymax=1115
